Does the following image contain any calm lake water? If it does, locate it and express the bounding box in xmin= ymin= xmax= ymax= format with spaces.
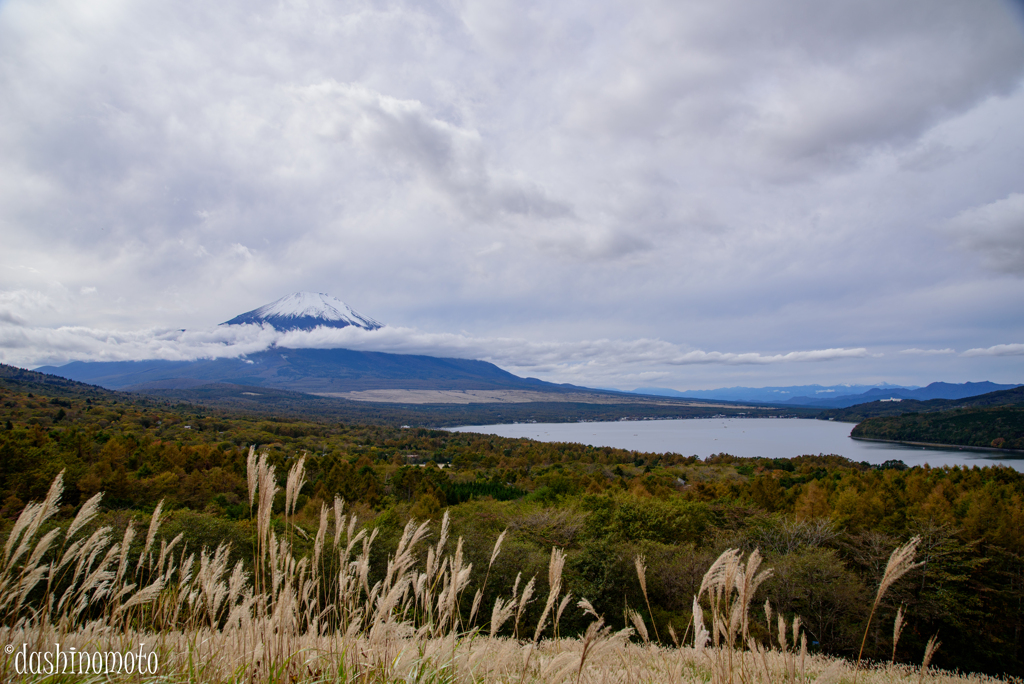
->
xmin=449 ymin=418 xmax=1024 ymax=472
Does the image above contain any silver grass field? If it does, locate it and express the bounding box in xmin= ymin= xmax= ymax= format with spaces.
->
xmin=0 ymin=451 xmax=1012 ymax=684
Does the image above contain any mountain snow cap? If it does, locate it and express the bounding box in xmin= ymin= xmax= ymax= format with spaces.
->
xmin=222 ymin=292 xmax=382 ymax=331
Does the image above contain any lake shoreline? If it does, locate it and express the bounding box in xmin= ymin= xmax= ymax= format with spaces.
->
xmin=451 ymin=417 xmax=1024 ymax=471
xmin=851 ymin=435 xmax=1024 ymax=457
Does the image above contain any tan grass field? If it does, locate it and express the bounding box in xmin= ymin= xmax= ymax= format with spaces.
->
xmin=0 ymin=626 xmax=1010 ymax=684
xmin=0 ymin=455 xmax=1010 ymax=684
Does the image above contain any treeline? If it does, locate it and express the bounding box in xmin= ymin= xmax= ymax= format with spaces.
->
xmin=3 ymin=373 xmax=1024 ymax=674
xmin=0 ymin=377 xmax=705 ymax=513
xmin=853 ymin=407 xmax=1024 ymax=451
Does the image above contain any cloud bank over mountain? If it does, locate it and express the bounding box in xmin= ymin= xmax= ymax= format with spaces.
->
xmin=1 ymin=314 xmax=1015 ymax=389
xmin=1 ymin=0 xmax=1023 ymax=389
xmin=0 ymin=317 xmax=867 ymax=369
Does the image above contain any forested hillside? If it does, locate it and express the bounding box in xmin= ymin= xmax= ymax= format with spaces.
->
xmin=852 ymin=406 xmax=1024 ymax=450
xmin=2 ymin=367 xmax=1023 ymax=675
xmin=819 ymin=385 xmax=1024 ymax=422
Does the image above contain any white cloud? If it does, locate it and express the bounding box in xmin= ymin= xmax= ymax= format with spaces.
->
xmin=962 ymin=343 xmax=1024 ymax=357
xmin=0 ymin=322 xmax=281 ymax=366
xmin=900 ymin=348 xmax=955 ymax=355
xmin=0 ymin=289 xmax=57 ymax=323
xmin=0 ymin=320 xmax=873 ymax=382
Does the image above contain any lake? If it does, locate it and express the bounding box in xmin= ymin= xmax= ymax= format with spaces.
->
xmin=449 ymin=417 xmax=1024 ymax=471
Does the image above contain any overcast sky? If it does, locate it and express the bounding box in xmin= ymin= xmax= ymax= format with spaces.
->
xmin=1 ymin=0 xmax=1023 ymax=391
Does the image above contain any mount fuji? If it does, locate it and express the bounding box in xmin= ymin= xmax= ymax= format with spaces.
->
xmin=34 ymin=293 xmax=592 ymax=398
xmin=222 ymin=292 xmax=382 ymax=332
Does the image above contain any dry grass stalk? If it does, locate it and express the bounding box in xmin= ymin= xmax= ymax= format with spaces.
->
xmin=893 ymin=605 xmax=906 ymax=663
xmin=635 ymin=553 xmax=661 ymax=643
xmin=285 ymin=454 xmax=307 ymax=521
xmin=575 ymin=614 xmax=609 ymax=684
xmin=3 ymin=471 xmax=63 ymax=575
xmin=694 ymin=548 xmax=776 ymax=684
xmin=490 ymin=596 xmax=515 ymax=638
xmin=245 ymin=445 xmax=259 ymax=507
xmin=470 ymin=528 xmax=507 ymax=628
xmin=137 ymin=499 xmax=164 ymax=574
xmin=490 ymin=529 xmax=507 ymax=568
xmin=514 ymin=575 xmax=536 ymax=640
xmin=739 ymin=550 xmax=772 ymax=643
xmin=534 ymin=547 xmax=566 ymax=643
xmin=333 ymin=496 xmax=345 ymax=549
xmin=856 ymin=536 xmax=923 ymax=676
xmin=800 ymin=633 xmax=808 ymax=678
xmin=555 ymin=591 xmax=573 ymax=640
xmin=628 ymin=608 xmax=650 ymax=644
xmin=692 ymin=595 xmax=709 ymax=652
xmin=789 ymin=616 xmax=803 ymax=682
xmin=66 ymin=492 xmax=102 ymax=541
xmin=919 ymin=634 xmax=941 ymax=684
xmin=313 ymin=502 xmax=329 ymax=569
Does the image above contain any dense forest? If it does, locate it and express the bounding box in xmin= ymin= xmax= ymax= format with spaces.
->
xmin=852 ymin=407 xmax=1024 ymax=451
xmin=1 ymin=366 xmax=1023 ymax=675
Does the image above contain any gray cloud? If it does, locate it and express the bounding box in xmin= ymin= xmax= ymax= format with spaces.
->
xmin=946 ymin=193 xmax=1024 ymax=274
xmin=1 ymin=0 xmax=1023 ymax=389
xmin=0 ymin=311 xmax=26 ymax=326
xmin=557 ymin=0 xmax=1024 ymax=171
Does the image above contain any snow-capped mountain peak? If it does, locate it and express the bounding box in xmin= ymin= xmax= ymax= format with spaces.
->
xmin=222 ymin=292 xmax=382 ymax=331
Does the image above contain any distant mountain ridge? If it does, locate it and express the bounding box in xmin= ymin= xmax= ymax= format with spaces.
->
xmin=783 ymin=381 xmax=1021 ymax=408
xmin=633 ymin=381 xmax=1021 ymax=408
xmin=633 ymin=383 xmax=910 ymax=403
xmin=36 ymin=348 xmax=579 ymax=394
xmin=819 ymin=385 xmax=1024 ymax=422
xmin=223 ymin=292 xmax=382 ymax=331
